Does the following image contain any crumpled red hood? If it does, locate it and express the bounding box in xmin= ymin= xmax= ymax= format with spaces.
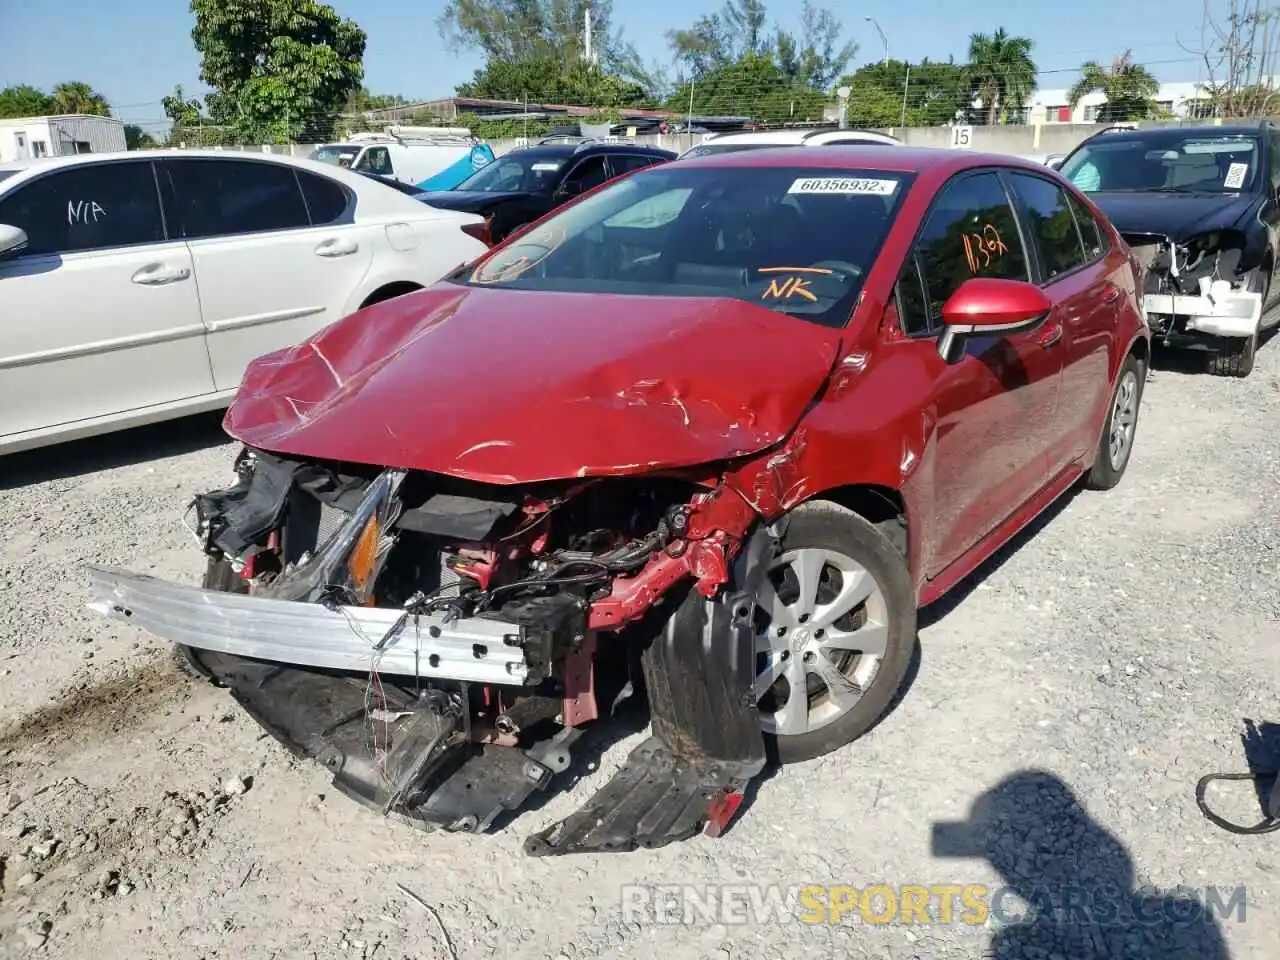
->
xmin=223 ymin=283 xmax=841 ymax=484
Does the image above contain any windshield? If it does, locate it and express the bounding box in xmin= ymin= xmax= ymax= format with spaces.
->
xmin=311 ymin=145 xmax=361 ymax=168
xmin=1059 ymin=133 xmax=1261 ymax=194
xmin=453 ymin=153 xmax=566 ymax=193
xmin=457 ymin=164 xmax=913 ymax=328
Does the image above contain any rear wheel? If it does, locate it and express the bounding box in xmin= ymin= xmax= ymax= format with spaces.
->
xmin=751 ymin=501 xmax=916 ymax=763
xmin=1085 ymin=352 xmax=1144 ymax=490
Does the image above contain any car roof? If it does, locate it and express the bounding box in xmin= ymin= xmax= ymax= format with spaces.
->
xmin=0 ymin=148 xmax=475 ymax=216
xmin=672 ymin=144 xmax=1051 ymax=175
xmin=1081 ymin=123 xmax=1267 ymax=143
xmin=698 ymin=128 xmax=900 ymax=146
xmin=505 ymin=142 xmax=675 ymax=160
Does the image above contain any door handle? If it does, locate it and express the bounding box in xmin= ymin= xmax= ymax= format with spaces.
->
xmin=1038 ymin=323 xmax=1064 ymax=349
xmin=1102 ymin=284 xmax=1122 ymax=303
xmin=131 ymin=263 xmax=191 ymax=285
xmin=314 ymin=238 xmax=359 ymax=257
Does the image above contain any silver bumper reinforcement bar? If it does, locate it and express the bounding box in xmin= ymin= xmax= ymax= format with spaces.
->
xmin=85 ymin=565 xmax=532 ymax=685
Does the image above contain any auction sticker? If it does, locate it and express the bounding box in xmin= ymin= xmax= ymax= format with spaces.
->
xmin=787 ymin=177 xmax=899 ymax=196
xmin=1224 ymin=162 xmax=1249 ymax=189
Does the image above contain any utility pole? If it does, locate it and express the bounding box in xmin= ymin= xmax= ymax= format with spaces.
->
xmin=865 ymin=16 xmax=888 ymax=66
xmin=901 ymin=66 xmax=910 ymax=127
xmin=583 ymin=4 xmax=595 ymax=64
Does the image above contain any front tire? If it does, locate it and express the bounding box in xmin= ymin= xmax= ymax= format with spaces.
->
xmin=1206 ymin=333 xmax=1257 ymax=378
xmin=751 ymin=501 xmax=917 ymax=764
xmin=1207 ymin=266 xmax=1266 ymax=377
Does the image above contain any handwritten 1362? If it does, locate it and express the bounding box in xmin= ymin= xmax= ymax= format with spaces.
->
xmin=962 ymin=223 xmax=1008 ymax=273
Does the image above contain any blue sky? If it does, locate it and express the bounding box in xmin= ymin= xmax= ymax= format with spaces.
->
xmin=2 ymin=0 xmax=1217 ymax=128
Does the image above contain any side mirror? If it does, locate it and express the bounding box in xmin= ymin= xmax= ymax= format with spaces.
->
xmin=936 ymin=277 xmax=1052 ymax=363
xmin=0 ymin=224 xmax=28 ymax=257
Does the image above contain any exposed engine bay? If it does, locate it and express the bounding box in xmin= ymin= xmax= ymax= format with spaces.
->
xmin=87 ymin=447 xmax=774 ymax=854
xmin=1125 ymin=230 xmax=1263 ymax=341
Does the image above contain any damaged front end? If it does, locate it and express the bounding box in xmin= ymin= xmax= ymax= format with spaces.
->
xmin=87 ymin=446 xmax=773 ymax=854
xmin=1126 ymin=230 xmax=1263 ymax=342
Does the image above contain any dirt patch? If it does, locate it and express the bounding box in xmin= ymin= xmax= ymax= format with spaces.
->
xmin=0 ymin=657 xmax=192 ymax=758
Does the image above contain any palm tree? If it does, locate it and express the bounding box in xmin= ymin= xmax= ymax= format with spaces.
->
xmin=1067 ymin=50 xmax=1160 ymax=122
xmin=967 ymin=29 xmax=1037 ymax=125
xmin=49 ymin=81 xmax=112 ymax=117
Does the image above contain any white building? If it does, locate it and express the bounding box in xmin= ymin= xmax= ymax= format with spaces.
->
xmin=0 ymin=115 xmax=127 ymax=163
xmin=1024 ymin=81 xmax=1221 ymax=124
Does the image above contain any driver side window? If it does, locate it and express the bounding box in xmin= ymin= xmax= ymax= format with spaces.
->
xmin=911 ymin=172 xmax=1028 ymax=325
xmin=561 ymin=156 xmax=609 ymax=195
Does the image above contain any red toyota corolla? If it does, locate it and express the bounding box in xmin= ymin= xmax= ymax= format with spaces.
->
xmin=88 ymin=146 xmax=1151 ymax=855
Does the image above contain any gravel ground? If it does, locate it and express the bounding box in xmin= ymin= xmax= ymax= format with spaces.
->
xmin=1 ymin=339 xmax=1278 ymax=960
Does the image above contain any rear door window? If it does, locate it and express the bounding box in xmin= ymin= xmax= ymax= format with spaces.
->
xmin=911 ymin=171 xmax=1029 ymax=322
xmin=609 ymin=155 xmax=656 ymax=176
xmin=0 ymin=160 xmax=165 ymax=257
xmin=165 ymin=158 xmax=311 ymax=239
xmin=1064 ymin=191 xmax=1106 ymax=261
xmin=1007 ymin=172 xmax=1087 ymax=281
xmin=297 ymin=170 xmax=350 ymax=225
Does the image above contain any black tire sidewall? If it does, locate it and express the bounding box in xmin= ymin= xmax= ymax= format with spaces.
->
xmin=765 ymin=501 xmax=917 ymax=764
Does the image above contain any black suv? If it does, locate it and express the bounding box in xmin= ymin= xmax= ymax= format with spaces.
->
xmin=416 ymin=137 xmax=677 ymax=244
xmin=1057 ymin=121 xmax=1280 ymax=377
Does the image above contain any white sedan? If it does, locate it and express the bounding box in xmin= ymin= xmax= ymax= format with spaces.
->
xmin=0 ymin=149 xmax=488 ymax=455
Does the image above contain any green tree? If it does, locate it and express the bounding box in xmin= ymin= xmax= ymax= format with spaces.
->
xmin=162 ymin=84 xmax=204 ymax=127
xmin=967 ymin=28 xmax=1037 ymax=124
xmin=669 ymin=0 xmax=853 ymax=91
xmin=438 ymin=0 xmax=656 ymax=92
xmin=190 ymin=0 xmax=367 ymax=143
xmin=457 ymin=55 xmax=653 ymax=107
xmin=0 ymin=84 xmax=55 ymax=118
xmin=50 ymin=81 xmax=112 ymax=116
xmin=1067 ymin=50 xmax=1160 ymax=121
xmin=772 ymin=1 xmax=856 ymax=90
xmin=840 ymin=59 xmax=970 ymax=128
xmin=125 ymin=125 xmax=159 ymax=149
xmin=667 ymin=52 xmax=827 ymax=122
xmin=344 ymin=87 xmax=409 ymax=113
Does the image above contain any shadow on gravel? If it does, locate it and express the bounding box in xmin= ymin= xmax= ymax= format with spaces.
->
xmin=918 ymin=489 xmax=1078 ymax=630
xmin=935 ymin=771 xmax=1231 ymax=959
xmin=0 ymin=411 xmax=232 ymax=491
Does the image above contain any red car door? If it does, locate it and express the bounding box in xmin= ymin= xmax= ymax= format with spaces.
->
xmin=1004 ymin=172 xmax=1119 ymax=475
xmin=892 ymin=170 xmax=1065 ymax=579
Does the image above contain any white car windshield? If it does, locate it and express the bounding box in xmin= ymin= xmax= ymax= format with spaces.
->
xmin=458 ymin=164 xmax=914 ymax=328
xmin=310 ymin=145 xmax=361 ymax=168
xmin=1060 ymin=133 xmax=1261 ymax=194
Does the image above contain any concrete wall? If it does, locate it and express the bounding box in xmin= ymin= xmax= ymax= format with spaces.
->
xmin=180 ymin=118 xmax=1241 ymax=163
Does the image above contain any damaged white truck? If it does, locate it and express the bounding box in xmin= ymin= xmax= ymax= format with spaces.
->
xmin=1059 ymin=122 xmax=1280 ymax=377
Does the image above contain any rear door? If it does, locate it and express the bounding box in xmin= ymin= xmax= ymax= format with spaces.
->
xmin=1004 ymin=171 xmax=1118 ymax=474
xmin=892 ymin=170 xmax=1064 ymax=578
xmin=0 ymin=158 xmax=211 ymax=440
xmin=161 ymin=156 xmax=373 ymax=391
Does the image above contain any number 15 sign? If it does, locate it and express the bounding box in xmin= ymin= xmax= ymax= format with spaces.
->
xmin=950 ymin=125 xmax=974 ymax=148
